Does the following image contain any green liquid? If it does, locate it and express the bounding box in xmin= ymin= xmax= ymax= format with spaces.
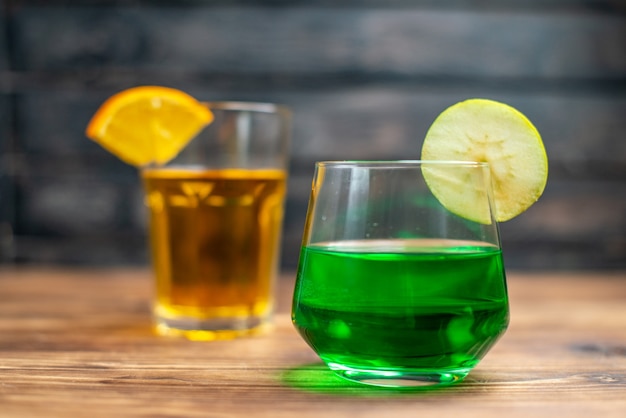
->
xmin=292 ymin=239 xmax=509 ymax=382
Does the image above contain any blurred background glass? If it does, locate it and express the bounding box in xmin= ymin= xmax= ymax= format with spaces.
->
xmin=0 ymin=0 xmax=624 ymax=270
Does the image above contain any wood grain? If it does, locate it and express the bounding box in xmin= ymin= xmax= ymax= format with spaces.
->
xmin=0 ymin=267 xmax=625 ymax=417
xmin=14 ymin=8 xmax=626 ymax=78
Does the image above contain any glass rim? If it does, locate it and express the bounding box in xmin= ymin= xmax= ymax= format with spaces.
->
xmin=200 ymin=101 xmax=291 ymax=116
xmin=315 ymin=160 xmax=490 ymax=168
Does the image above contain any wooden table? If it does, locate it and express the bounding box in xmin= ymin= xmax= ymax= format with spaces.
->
xmin=0 ymin=268 xmax=625 ymax=417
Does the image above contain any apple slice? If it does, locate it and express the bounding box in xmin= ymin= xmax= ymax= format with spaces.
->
xmin=421 ymin=98 xmax=548 ymax=223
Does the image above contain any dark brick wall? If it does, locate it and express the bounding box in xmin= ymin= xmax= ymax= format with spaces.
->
xmin=1 ymin=0 xmax=625 ymax=270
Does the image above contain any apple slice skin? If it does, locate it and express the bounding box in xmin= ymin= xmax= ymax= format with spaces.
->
xmin=421 ymin=98 xmax=548 ymax=223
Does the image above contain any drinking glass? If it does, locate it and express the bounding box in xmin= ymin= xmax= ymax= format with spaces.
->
xmin=142 ymin=102 xmax=291 ymax=340
xmin=292 ymin=161 xmax=509 ymax=387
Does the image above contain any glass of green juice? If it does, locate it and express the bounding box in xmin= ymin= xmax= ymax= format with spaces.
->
xmin=291 ymin=161 xmax=510 ymax=388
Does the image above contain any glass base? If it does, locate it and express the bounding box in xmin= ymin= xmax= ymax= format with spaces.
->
xmin=327 ymin=362 xmax=471 ymax=388
xmin=154 ymin=313 xmax=271 ymax=341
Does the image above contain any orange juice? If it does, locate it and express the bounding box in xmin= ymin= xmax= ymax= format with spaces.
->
xmin=142 ymin=167 xmax=287 ymax=339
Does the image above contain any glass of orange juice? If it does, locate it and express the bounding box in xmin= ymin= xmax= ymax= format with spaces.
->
xmin=141 ymin=102 xmax=291 ymax=340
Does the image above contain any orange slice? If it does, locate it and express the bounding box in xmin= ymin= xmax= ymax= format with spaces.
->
xmin=86 ymin=86 xmax=214 ymax=166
